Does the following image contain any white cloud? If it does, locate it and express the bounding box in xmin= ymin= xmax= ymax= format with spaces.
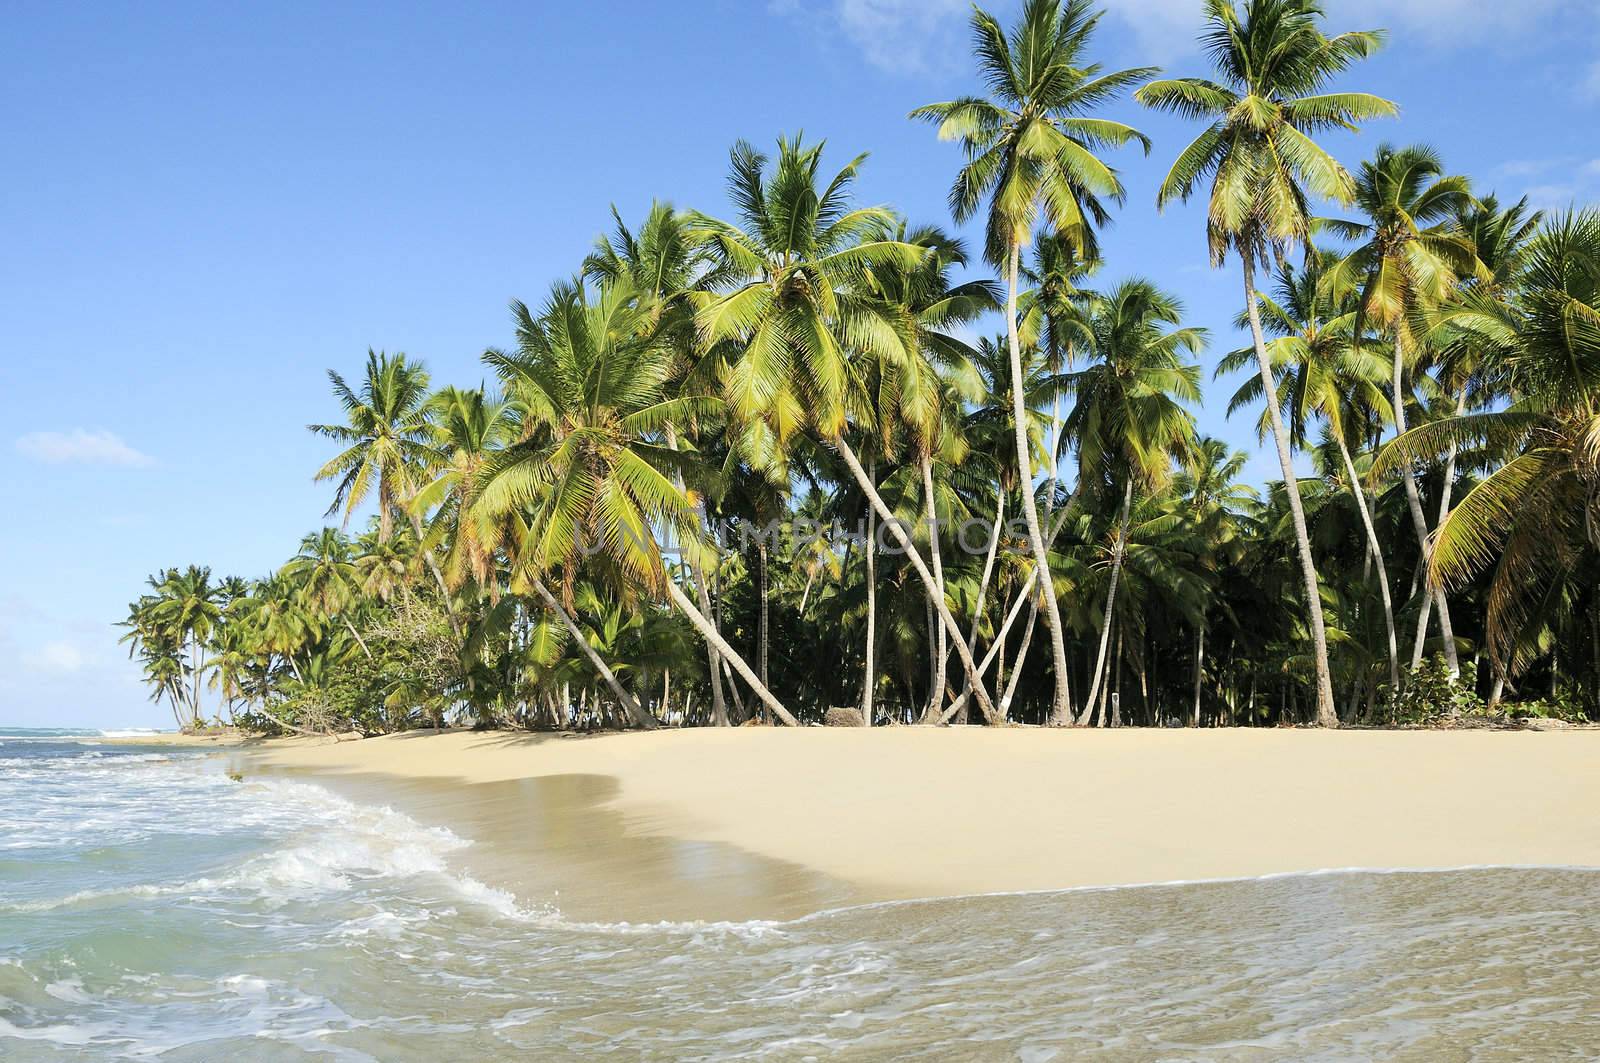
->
xmin=1100 ymin=0 xmax=1587 ymax=60
xmin=773 ymin=0 xmax=968 ymax=75
xmin=15 ymin=429 xmax=154 ymax=467
xmin=34 ymin=641 xmax=85 ymax=674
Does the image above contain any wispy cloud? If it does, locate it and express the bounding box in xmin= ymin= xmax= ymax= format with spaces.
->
xmin=772 ymin=0 xmax=968 ymax=75
xmin=1100 ymin=0 xmax=1589 ymax=61
xmin=34 ymin=641 xmax=85 ymax=674
xmin=15 ymin=429 xmax=154 ymax=467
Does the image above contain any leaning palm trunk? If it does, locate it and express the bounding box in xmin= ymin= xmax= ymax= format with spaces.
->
xmin=1081 ymin=479 xmax=1134 ymax=722
xmin=958 ymin=488 xmax=1006 ymax=721
xmin=997 ymin=591 xmax=1039 ymax=720
xmin=531 ymin=577 xmax=655 ymax=730
xmin=836 ymin=437 xmax=1000 ymax=724
xmin=1392 ymin=335 xmax=1461 ymax=678
xmin=940 ymin=567 xmax=1040 ymax=723
xmin=918 ymin=453 xmax=949 ymax=723
xmin=1335 ymin=436 xmax=1400 ymax=692
xmin=666 ymin=425 xmax=730 ymax=727
xmin=1006 ymin=243 xmax=1074 ymax=725
xmin=665 ymin=578 xmax=799 ymax=727
xmin=1243 ymin=259 xmax=1338 ymax=726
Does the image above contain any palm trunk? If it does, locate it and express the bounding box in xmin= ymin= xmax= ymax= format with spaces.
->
xmin=407 ymin=509 xmax=463 ymax=640
xmin=958 ymin=488 xmax=1006 ymax=723
xmin=1006 ymin=243 xmax=1074 ymax=725
xmin=343 ymin=616 xmax=374 ymax=661
xmin=862 ymin=478 xmax=877 ymax=725
xmin=666 ymin=578 xmax=799 ymax=727
xmin=667 ymin=424 xmax=729 ymax=727
xmin=1431 ymin=392 xmax=1468 ymax=677
xmin=919 ymin=452 xmax=949 ymax=723
xmin=997 ymin=590 xmax=1039 ymax=721
xmin=940 ymin=568 xmax=1039 ymax=723
xmin=1082 ymin=479 xmax=1133 ymax=722
xmin=1335 ymin=435 xmax=1400 ymax=692
xmin=1243 ymin=258 xmax=1337 ymax=726
xmin=1192 ymin=625 xmax=1205 ymax=727
xmin=1392 ymin=334 xmax=1459 ymax=678
xmin=836 ymin=436 xmax=1000 ymax=724
xmin=532 ymin=577 xmax=655 ymax=730
xmin=757 ymin=543 xmax=770 ymax=723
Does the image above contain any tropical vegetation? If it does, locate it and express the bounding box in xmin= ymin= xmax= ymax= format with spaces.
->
xmin=123 ymin=0 xmax=1600 ymax=734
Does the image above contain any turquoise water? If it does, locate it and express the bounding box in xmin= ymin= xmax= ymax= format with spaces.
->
xmin=3 ymin=734 xmax=1599 ymax=1060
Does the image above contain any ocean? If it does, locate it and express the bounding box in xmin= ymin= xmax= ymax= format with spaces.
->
xmin=2 ymin=731 xmax=1598 ymax=1060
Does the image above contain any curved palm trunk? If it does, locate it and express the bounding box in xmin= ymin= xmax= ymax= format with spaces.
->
xmin=1392 ymin=335 xmax=1460 ymax=678
xmin=997 ymin=591 xmax=1039 ymax=720
xmin=1335 ymin=436 xmax=1400 ymax=692
xmin=1081 ymin=479 xmax=1133 ymax=722
xmin=405 ymin=509 xmax=463 ymax=640
xmin=531 ymin=577 xmax=656 ymax=730
xmin=666 ymin=426 xmax=728 ymax=726
xmin=941 ymin=567 xmax=1038 ymax=723
xmin=958 ymin=488 xmax=1006 ymax=722
xmin=1243 ymin=258 xmax=1337 ymax=726
xmin=919 ymin=453 xmax=949 ymax=723
xmin=836 ymin=437 xmax=1000 ymax=724
xmin=343 ymin=616 xmax=374 ymax=662
xmin=665 ymin=578 xmax=800 ymax=727
xmin=693 ymin=554 xmax=729 ymax=727
xmin=1007 ymin=243 xmax=1074 ymax=725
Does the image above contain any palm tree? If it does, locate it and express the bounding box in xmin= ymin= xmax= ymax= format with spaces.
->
xmin=1136 ymin=0 xmax=1397 ymax=726
xmin=690 ymin=136 xmax=1002 ymax=721
xmin=413 ymin=386 xmax=518 ymax=596
xmin=1378 ymin=209 xmax=1600 ymax=680
xmin=308 ymin=350 xmax=460 ymax=633
xmin=1220 ymin=250 xmax=1401 ymax=690
xmin=309 ymin=350 xmax=438 ymax=544
xmin=1065 ymin=279 xmax=1204 ymax=720
xmin=478 ymin=278 xmax=794 ymax=727
xmin=281 ymin=528 xmax=373 ymax=660
xmin=914 ymin=0 xmax=1153 ymax=725
xmin=1174 ymin=438 xmax=1259 ymax=724
xmin=1327 ymin=143 xmax=1478 ymax=677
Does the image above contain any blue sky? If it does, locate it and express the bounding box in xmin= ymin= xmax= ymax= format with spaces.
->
xmin=4 ymin=0 xmax=1598 ymax=728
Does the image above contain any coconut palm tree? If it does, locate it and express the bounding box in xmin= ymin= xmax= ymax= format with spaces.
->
xmin=1136 ymin=0 xmax=1397 ymax=726
xmin=478 ymin=277 xmax=794 ymax=727
xmin=1220 ymin=250 xmax=1401 ymax=689
xmin=1377 ymin=209 xmax=1600 ymax=680
xmin=281 ymin=528 xmax=373 ymax=661
xmin=1325 ymin=143 xmax=1478 ymax=676
xmin=690 ymin=136 xmax=1002 ymax=722
xmin=1064 ymin=279 xmax=1204 ymax=720
xmin=913 ymin=0 xmax=1154 ymax=724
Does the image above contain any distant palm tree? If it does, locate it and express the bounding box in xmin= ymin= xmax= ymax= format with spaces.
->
xmin=690 ymin=136 xmax=1001 ymax=721
xmin=479 ymin=278 xmax=789 ymax=727
xmin=1137 ymin=0 xmax=1396 ymax=726
xmin=1221 ymin=251 xmax=1400 ymax=689
xmin=281 ymin=528 xmax=372 ymax=660
xmin=914 ymin=0 xmax=1153 ymax=724
xmin=1327 ymin=143 xmax=1477 ymax=676
xmin=1065 ymin=279 xmax=1204 ymax=720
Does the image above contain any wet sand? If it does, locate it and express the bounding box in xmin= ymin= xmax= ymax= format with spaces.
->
xmin=232 ymin=727 xmax=1600 ymax=921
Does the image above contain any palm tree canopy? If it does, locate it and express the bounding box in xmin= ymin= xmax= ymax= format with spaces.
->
xmin=911 ymin=0 xmax=1154 ymax=265
xmin=1137 ymin=0 xmax=1396 ymax=266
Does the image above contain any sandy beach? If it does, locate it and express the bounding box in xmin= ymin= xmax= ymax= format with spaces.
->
xmin=217 ymin=727 xmax=1600 ymax=921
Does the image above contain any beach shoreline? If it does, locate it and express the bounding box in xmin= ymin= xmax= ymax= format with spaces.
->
xmin=202 ymin=727 xmax=1600 ymax=921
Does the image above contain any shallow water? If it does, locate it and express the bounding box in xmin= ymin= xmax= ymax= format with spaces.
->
xmin=3 ymin=736 xmax=1598 ymax=1060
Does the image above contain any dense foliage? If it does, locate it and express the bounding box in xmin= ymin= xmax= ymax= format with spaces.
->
xmin=123 ymin=0 xmax=1600 ymax=734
